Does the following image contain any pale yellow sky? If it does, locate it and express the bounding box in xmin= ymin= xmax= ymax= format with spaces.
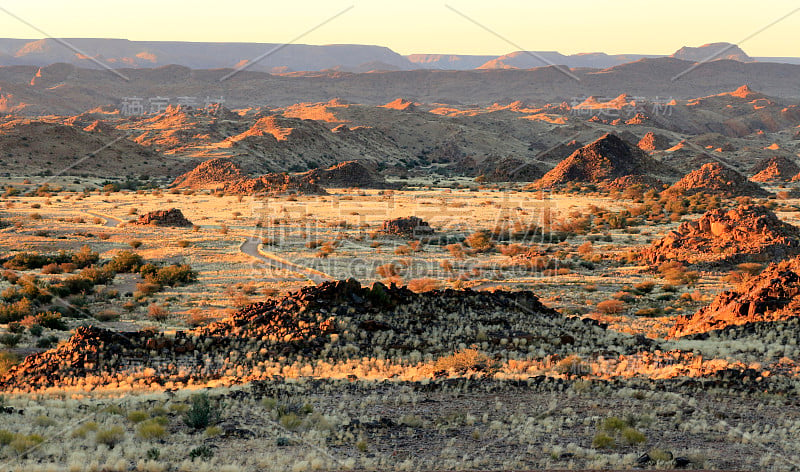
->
xmin=0 ymin=0 xmax=798 ymax=56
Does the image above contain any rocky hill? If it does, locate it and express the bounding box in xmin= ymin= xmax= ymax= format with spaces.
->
xmin=4 ymin=59 xmax=800 ymax=116
xmin=299 ymin=161 xmax=397 ymax=189
xmin=664 ymin=162 xmax=772 ymax=198
xmin=0 ymin=120 xmax=172 ymax=178
xmin=750 ymin=156 xmax=800 ymax=182
xmin=642 ymin=205 xmax=800 ymax=267
xmin=172 ymin=159 xmax=393 ymax=193
xmin=170 ymin=158 xmax=245 ymax=190
xmin=670 ymin=256 xmax=800 ymax=338
xmin=0 ymin=279 xmax=641 ymax=392
xmin=637 ymin=131 xmax=671 ymax=151
xmin=477 ymin=157 xmax=545 ymax=182
xmin=529 ymin=133 xmax=677 ymax=188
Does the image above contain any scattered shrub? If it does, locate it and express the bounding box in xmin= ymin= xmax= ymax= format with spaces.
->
xmin=183 ymin=393 xmax=220 ymax=430
xmin=596 ymin=299 xmax=625 ymax=315
xmin=95 ymin=426 xmax=125 ymax=447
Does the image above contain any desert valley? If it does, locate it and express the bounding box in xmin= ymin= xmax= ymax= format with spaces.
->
xmin=0 ymin=34 xmax=799 ymax=471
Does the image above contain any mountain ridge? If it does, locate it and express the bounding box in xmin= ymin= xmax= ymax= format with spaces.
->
xmin=0 ymin=39 xmax=798 ymax=73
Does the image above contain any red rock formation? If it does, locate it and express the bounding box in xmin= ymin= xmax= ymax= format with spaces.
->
xmin=642 ymin=205 xmax=800 ymax=267
xmin=664 ymin=162 xmax=771 ymax=198
xmin=750 ymin=156 xmax=800 ymax=182
xmin=637 ymin=131 xmax=671 ymax=152
xmin=670 ymin=256 xmax=800 ymax=338
xmin=530 ymin=133 xmax=677 ymax=188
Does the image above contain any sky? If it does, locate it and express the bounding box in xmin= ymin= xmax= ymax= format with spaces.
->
xmin=0 ymin=0 xmax=798 ymax=57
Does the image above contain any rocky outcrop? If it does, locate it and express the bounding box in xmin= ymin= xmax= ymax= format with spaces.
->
xmin=664 ymin=162 xmax=772 ymax=198
xmin=224 ymin=173 xmax=328 ymax=195
xmin=380 ymin=217 xmax=434 ymax=237
xmin=477 ymin=157 xmax=545 ymax=182
xmin=604 ymin=174 xmax=665 ymax=192
xmin=637 ymin=131 xmax=671 ymax=152
xmin=170 ymin=158 xmax=244 ymax=190
xmin=171 ymin=158 xmax=328 ymax=195
xmin=529 ymin=133 xmax=677 ymax=188
xmin=133 ymin=208 xmax=193 ymax=227
xmin=300 ymin=161 xmax=396 ymax=189
xmin=0 ymin=279 xmax=638 ymax=392
xmin=750 ymin=156 xmax=800 ymax=182
xmin=670 ymin=256 xmax=800 ymax=338
xmin=642 ymin=205 xmax=800 ymax=267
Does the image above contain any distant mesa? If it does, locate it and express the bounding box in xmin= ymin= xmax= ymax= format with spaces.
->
xmin=750 ymin=156 xmax=800 ymax=183
xmin=664 ymin=162 xmax=772 ymax=198
xmin=528 ymin=133 xmax=677 ymax=189
xmin=133 ymin=208 xmax=193 ymax=227
xmin=670 ymin=255 xmax=800 ymax=338
xmin=643 ymin=204 xmax=800 ymax=268
xmin=380 ymin=216 xmax=434 ymax=238
xmin=670 ymin=42 xmax=753 ymax=63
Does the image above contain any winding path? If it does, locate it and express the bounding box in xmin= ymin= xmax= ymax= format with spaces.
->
xmin=240 ymin=237 xmax=333 ymax=284
xmin=83 ymin=209 xmax=330 ymax=284
xmin=87 ymin=212 xmax=122 ymax=227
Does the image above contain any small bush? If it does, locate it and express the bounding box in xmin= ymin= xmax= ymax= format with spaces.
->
xmin=10 ymin=434 xmax=44 ymax=454
xmin=434 ymin=349 xmax=494 ymax=373
xmin=71 ymin=422 xmax=98 ymax=439
xmin=0 ymin=334 xmax=21 ymax=348
xmin=622 ymin=427 xmax=646 ymax=445
xmin=95 ymin=426 xmax=124 ymax=447
xmin=127 ymin=410 xmax=149 ymax=423
xmin=592 ymin=432 xmax=615 ymax=449
xmin=137 ymin=421 xmax=166 ymax=440
xmin=183 ymin=393 xmax=220 ymax=430
xmin=147 ymin=304 xmax=169 ymax=322
xmin=464 ymin=230 xmax=494 ymax=252
xmin=596 ymin=299 xmax=625 ymax=315
xmin=0 ymin=352 xmax=19 ymax=375
xmin=108 ymin=251 xmax=143 ymax=273
xmin=189 ymin=445 xmax=215 ymax=460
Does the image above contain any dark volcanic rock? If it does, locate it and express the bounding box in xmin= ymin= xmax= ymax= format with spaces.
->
xmin=134 ymin=208 xmax=193 ymax=227
xmin=478 ymin=157 xmax=545 ymax=183
xmin=642 ymin=205 xmax=800 ymax=267
xmin=0 ymin=279 xmax=639 ymax=392
xmin=299 ymin=161 xmax=396 ymax=189
xmin=380 ymin=216 xmax=434 ymax=237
